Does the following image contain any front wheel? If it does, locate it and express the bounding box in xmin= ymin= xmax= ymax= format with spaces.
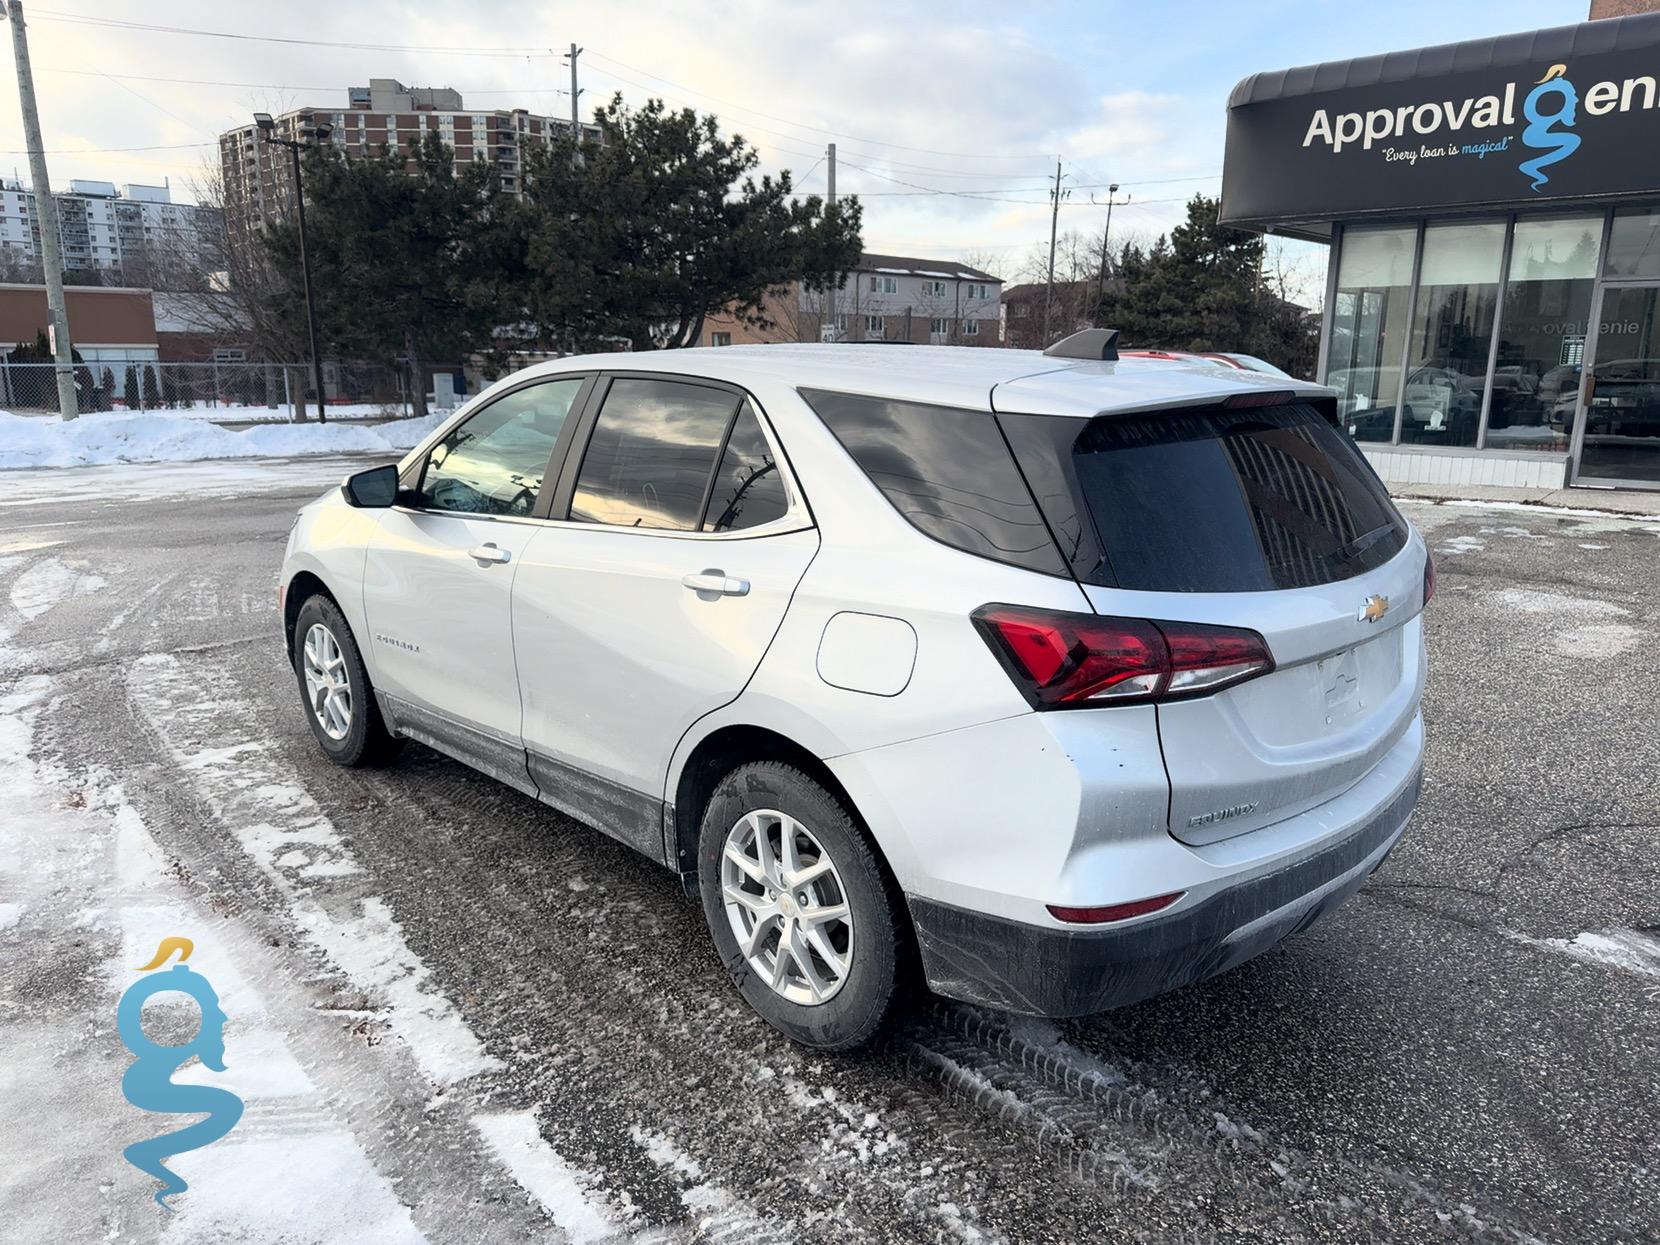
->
xmin=292 ymin=594 xmax=401 ymax=767
xmin=698 ymin=762 xmax=907 ymax=1049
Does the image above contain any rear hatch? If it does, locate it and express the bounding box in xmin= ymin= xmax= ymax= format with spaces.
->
xmin=995 ymin=391 xmax=1426 ymax=845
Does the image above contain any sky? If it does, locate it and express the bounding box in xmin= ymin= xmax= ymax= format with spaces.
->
xmin=0 ymin=0 xmax=1586 ymax=293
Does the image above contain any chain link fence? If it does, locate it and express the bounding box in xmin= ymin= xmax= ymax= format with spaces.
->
xmin=0 ymin=360 xmax=419 ymax=421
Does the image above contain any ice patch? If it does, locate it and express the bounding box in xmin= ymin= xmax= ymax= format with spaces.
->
xmin=10 ymin=556 xmax=106 ymax=620
xmin=1488 ymin=588 xmax=1628 ymax=618
xmin=1437 ymin=535 xmax=1486 ymax=554
xmin=474 ymin=1111 xmax=626 ymax=1242
xmin=0 ymin=901 xmax=21 ymax=930
xmin=1554 ymin=622 xmax=1640 ymax=659
xmin=1509 ymin=927 xmax=1660 ymax=981
xmin=1577 ymin=542 xmax=1608 ymax=550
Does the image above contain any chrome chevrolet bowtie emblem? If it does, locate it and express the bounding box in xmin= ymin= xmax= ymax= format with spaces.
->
xmin=1360 ymin=594 xmax=1390 ymax=623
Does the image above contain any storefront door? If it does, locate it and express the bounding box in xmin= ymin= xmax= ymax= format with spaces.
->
xmin=1573 ymin=281 xmax=1660 ymax=487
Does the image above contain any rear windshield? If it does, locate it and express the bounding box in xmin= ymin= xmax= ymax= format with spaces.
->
xmin=999 ymin=401 xmax=1407 ymax=592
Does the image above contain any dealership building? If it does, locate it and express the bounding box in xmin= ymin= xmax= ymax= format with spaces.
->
xmin=1222 ymin=9 xmax=1660 ymax=491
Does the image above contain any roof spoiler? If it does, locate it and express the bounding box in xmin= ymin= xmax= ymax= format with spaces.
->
xmin=1043 ymin=328 xmax=1120 ymax=362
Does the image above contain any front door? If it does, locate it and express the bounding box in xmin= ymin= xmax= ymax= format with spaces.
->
xmin=361 ymin=374 xmax=590 ymax=787
xmin=511 ymin=375 xmax=818 ymax=857
xmin=1574 ymin=282 xmax=1660 ymax=487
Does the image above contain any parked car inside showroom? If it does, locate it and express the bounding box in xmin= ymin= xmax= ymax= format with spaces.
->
xmin=280 ymin=332 xmax=1430 ymax=1049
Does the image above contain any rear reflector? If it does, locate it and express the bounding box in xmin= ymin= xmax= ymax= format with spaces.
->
xmin=1048 ymin=892 xmax=1184 ymax=924
xmin=972 ymin=604 xmax=1273 ymax=709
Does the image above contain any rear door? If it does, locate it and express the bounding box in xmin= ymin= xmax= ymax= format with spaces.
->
xmin=998 ymin=397 xmax=1427 ymax=844
xmin=511 ymin=374 xmax=818 ymax=855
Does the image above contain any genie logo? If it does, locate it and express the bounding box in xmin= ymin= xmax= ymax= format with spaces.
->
xmin=116 ymin=936 xmax=244 ymax=1209
xmin=1519 ymin=64 xmax=1582 ymax=190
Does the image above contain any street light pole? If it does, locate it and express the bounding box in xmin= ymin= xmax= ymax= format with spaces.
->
xmin=1091 ymin=184 xmax=1130 ymax=315
xmin=256 ymin=113 xmax=331 ymax=423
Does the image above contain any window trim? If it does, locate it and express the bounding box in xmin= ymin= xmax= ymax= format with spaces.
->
xmin=395 ymin=371 xmax=596 ymax=519
xmin=541 ymin=370 xmax=814 ymax=541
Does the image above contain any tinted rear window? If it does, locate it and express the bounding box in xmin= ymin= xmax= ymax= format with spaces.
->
xmin=801 ymin=388 xmax=1066 ymax=576
xmin=1000 ymin=402 xmax=1407 ymax=592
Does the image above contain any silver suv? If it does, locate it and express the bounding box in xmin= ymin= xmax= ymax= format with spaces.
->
xmin=280 ymin=333 xmax=1429 ymax=1049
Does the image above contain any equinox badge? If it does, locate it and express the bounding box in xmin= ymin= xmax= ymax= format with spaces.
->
xmin=1360 ymin=594 xmax=1390 ymax=624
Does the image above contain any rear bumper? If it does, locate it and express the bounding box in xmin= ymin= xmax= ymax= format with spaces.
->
xmin=909 ymin=763 xmax=1421 ymax=1017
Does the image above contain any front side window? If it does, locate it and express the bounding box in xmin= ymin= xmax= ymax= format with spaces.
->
xmin=569 ymin=378 xmax=740 ymax=530
xmin=417 ymin=377 xmax=584 ymax=516
xmin=704 ymin=406 xmax=791 ymax=532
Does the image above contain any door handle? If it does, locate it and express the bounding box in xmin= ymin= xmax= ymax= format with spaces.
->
xmin=469 ymin=543 xmax=512 ymax=565
xmin=682 ymin=570 xmax=750 ymax=597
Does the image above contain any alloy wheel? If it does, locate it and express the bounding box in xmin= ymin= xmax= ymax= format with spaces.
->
xmin=302 ymin=622 xmax=353 ymax=741
xmin=720 ymin=808 xmax=854 ymax=1005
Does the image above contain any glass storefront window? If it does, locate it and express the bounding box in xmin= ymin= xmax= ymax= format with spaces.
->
xmin=1402 ymin=220 xmax=1505 ymax=448
xmin=1605 ymin=207 xmax=1660 ymax=278
xmin=1327 ymin=225 xmax=1415 ymax=442
xmin=1486 ymin=215 xmax=1601 ymax=452
xmin=1580 ymin=286 xmax=1660 ymax=484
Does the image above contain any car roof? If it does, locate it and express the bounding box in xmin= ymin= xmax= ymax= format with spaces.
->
xmin=514 ymin=343 xmax=1331 ymax=418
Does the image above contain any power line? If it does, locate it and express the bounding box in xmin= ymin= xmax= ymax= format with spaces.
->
xmin=582 ymin=49 xmax=1054 ymax=163
xmin=25 ymin=8 xmax=552 ymax=58
xmin=0 ymin=140 xmax=213 ymax=154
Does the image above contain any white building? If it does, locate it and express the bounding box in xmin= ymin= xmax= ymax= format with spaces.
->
xmin=0 ymin=179 xmax=220 ymax=282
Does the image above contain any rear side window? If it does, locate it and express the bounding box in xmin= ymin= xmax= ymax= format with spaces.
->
xmin=800 ymin=388 xmax=1066 ymax=576
xmin=704 ymin=405 xmax=791 ymax=532
xmin=570 ymin=378 xmax=740 ymax=530
xmin=1000 ymin=401 xmax=1407 ymax=592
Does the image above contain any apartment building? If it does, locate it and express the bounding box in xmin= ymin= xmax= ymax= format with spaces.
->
xmin=0 ymin=180 xmax=220 ymax=283
xmin=700 ymin=252 xmax=1003 ymax=347
xmin=219 ymin=78 xmax=601 ymax=225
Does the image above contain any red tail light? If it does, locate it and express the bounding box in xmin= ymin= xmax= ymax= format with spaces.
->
xmin=972 ymin=604 xmax=1273 ymax=709
xmin=1423 ymin=549 xmax=1436 ymax=607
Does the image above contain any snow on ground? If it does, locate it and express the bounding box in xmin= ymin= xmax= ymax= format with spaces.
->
xmin=118 ymin=401 xmax=420 ymax=424
xmin=473 ymin=1111 xmax=628 ymax=1243
xmin=1506 ymin=927 xmax=1660 ymax=982
xmin=0 ymin=407 xmax=447 ymax=470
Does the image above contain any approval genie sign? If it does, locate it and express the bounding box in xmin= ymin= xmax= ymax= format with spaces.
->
xmin=1220 ymin=15 xmax=1660 ymax=234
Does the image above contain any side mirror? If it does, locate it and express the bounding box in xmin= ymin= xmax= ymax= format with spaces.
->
xmin=343 ymin=463 xmax=399 ymax=508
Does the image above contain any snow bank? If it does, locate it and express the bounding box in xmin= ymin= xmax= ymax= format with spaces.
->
xmin=0 ymin=408 xmax=448 ymax=470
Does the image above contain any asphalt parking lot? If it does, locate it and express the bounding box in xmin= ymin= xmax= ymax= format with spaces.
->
xmin=2 ymin=458 xmax=1656 ymax=1245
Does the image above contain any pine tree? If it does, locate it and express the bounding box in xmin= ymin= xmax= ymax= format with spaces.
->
xmin=123 ymin=366 xmax=141 ymax=411
xmin=98 ymin=367 xmax=115 ymax=412
xmin=141 ymin=366 xmax=161 ymax=410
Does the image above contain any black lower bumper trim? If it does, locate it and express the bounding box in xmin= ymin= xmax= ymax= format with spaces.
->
xmin=909 ymin=768 xmax=1420 ymax=1017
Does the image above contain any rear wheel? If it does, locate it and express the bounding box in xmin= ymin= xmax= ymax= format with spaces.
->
xmin=292 ymin=594 xmax=400 ymax=767
xmin=698 ymin=762 xmax=905 ymax=1049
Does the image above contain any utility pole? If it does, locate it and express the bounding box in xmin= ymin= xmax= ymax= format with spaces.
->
xmin=824 ymin=142 xmax=837 ymax=342
xmin=255 ymin=112 xmax=331 ymax=422
xmin=4 ymin=0 xmax=77 ymax=419
xmin=565 ymin=44 xmax=583 ymax=142
xmin=1041 ymin=159 xmax=1064 ymax=349
xmin=1092 ymin=183 xmax=1130 ymax=315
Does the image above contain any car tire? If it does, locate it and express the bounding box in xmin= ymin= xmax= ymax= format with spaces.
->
xmin=292 ymin=593 xmax=401 ymax=767
xmin=698 ymin=762 xmax=907 ymax=1050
